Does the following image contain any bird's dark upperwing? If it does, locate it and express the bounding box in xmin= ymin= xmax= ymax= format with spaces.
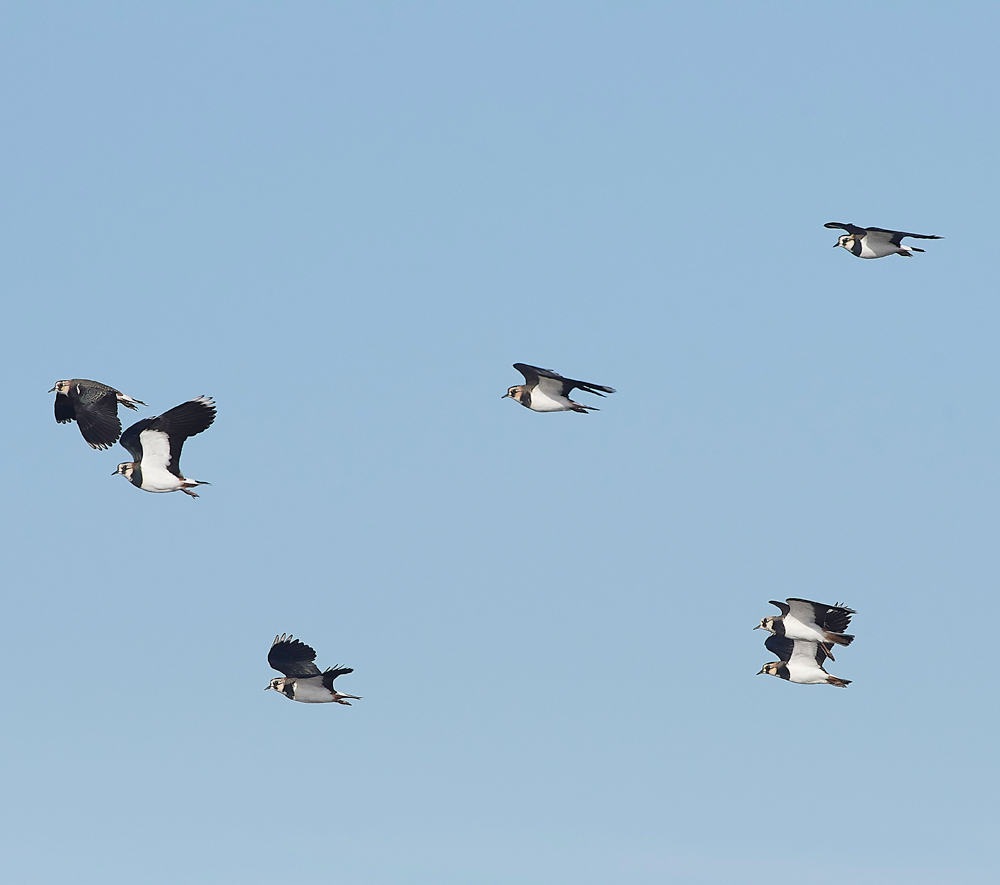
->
xmin=866 ymin=227 xmax=942 ymax=245
xmin=764 ymin=634 xmax=795 ymax=661
xmin=564 ymin=376 xmax=615 ymax=396
xmin=72 ymin=388 xmax=123 ymax=450
xmin=513 ymin=363 xmax=544 ymax=386
xmin=524 ymin=364 xmax=615 ymax=396
xmin=152 ymin=397 xmax=216 ymax=478
xmin=322 ymin=666 xmax=354 ymax=690
xmin=786 ymin=598 xmax=854 ymax=633
xmin=119 ymin=417 xmax=157 ymax=463
xmin=268 ymin=634 xmax=322 ymax=677
xmin=814 ymin=602 xmax=855 ymax=634
xmin=824 ymin=222 xmax=868 ymax=235
xmin=54 ymin=393 xmax=76 ymax=424
xmin=153 ymin=397 xmax=216 ymax=442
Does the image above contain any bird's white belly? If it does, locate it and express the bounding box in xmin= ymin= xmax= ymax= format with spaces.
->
xmin=529 ymin=388 xmax=572 ymax=411
xmin=140 ymin=464 xmax=184 ymax=493
xmin=783 ymin=618 xmax=825 ymax=643
xmin=785 ymin=662 xmax=828 ymax=684
xmin=293 ymin=681 xmax=333 ymax=703
xmin=859 ymin=240 xmax=893 ymax=259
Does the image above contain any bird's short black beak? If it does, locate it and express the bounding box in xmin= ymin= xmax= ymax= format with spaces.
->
xmin=48 ymin=386 xmax=57 ymax=393
xmin=753 ymin=624 xmax=761 ymax=630
xmin=264 ymin=684 xmax=272 ymax=691
xmin=501 ymin=393 xmax=510 ymax=399
xmin=756 ymin=667 xmax=766 ymax=675
xmin=832 ymin=242 xmax=839 ymax=248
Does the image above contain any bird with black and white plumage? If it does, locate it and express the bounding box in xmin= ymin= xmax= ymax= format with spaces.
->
xmin=825 ymin=222 xmax=942 ymax=259
xmin=758 ymin=634 xmax=851 ymax=688
xmin=113 ymin=396 xmax=215 ymax=498
xmin=503 ymin=363 xmax=615 ymax=413
xmin=755 ymin=598 xmax=856 ymax=662
xmin=265 ymin=634 xmax=361 ymax=705
xmin=50 ymin=379 xmax=146 ymax=450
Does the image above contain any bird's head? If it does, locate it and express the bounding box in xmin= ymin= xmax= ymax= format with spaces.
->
xmin=49 ymin=380 xmax=71 ymax=394
xmin=755 ymin=617 xmax=775 ymax=632
xmin=757 ymin=662 xmax=781 ymax=677
xmin=265 ymin=678 xmax=284 ymax=692
xmin=503 ymin=385 xmax=522 ymax=401
xmin=113 ymin=463 xmax=134 ymax=480
xmin=834 ymin=234 xmax=853 ymax=250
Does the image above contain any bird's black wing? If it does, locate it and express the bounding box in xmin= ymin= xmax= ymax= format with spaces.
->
xmin=513 ymin=363 xmax=544 ymax=386
xmin=767 ymin=600 xmax=791 ymax=617
xmin=119 ymin=417 xmax=156 ymax=463
xmin=560 ymin=375 xmax=615 ymax=396
xmin=152 ymin=396 xmax=216 ymax=442
xmin=150 ymin=396 xmax=216 ymax=477
xmin=824 ymin=601 xmax=856 ymax=634
xmin=824 ymin=222 xmax=868 ymax=235
xmin=866 ymin=227 xmax=942 ymax=246
xmin=322 ymin=666 xmax=354 ymax=690
xmin=71 ymin=387 xmax=122 ymax=450
xmin=268 ymin=634 xmax=322 ymax=677
xmin=786 ymin=598 xmax=855 ymax=633
xmin=764 ymin=634 xmax=795 ymax=661
xmin=519 ymin=363 xmax=615 ymax=397
xmin=54 ymin=393 xmax=76 ymax=424
xmin=812 ymin=601 xmax=856 ymax=634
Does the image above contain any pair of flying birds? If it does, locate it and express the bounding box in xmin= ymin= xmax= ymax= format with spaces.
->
xmin=503 ymin=224 xmax=945 ymax=414
xmin=50 ymin=379 xmax=214 ymax=497
xmin=755 ymin=598 xmax=857 ymax=687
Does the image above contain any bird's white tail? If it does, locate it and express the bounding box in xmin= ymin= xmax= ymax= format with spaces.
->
xmin=117 ymin=393 xmax=147 ymax=410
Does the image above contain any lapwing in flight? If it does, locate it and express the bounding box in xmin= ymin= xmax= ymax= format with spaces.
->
xmin=503 ymin=363 xmax=615 ymax=413
xmin=755 ymin=598 xmax=855 ymax=661
xmin=266 ymin=634 xmax=361 ymax=705
xmin=825 ymin=222 xmax=942 ymax=259
xmin=50 ymin=379 xmax=146 ymax=450
xmin=114 ymin=396 xmax=215 ymax=497
xmin=758 ymin=635 xmax=851 ymax=688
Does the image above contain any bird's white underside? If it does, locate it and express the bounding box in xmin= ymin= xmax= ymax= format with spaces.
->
xmin=288 ymin=676 xmax=338 ymax=703
xmin=858 ymin=230 xmax=904 ymax=258
xmin=531 ymin=377 xmax=575 ymax=411
xmin=137 ymin=428 xmax=186 ymax=491
xmin=782 ymin=601 xmax=828 ymax=642
xmin=780 ymin=618 xmax=827 ymax=644
xmin=781 ymin=639 xmax=833 ymax=683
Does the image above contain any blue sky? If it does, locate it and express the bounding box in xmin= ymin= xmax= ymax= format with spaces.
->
xmin=1 ymin=2 xmax=998 ymax=882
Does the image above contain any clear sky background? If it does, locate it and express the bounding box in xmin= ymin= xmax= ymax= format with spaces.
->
xmin=1 ymin=2 xmax=998 ymax=883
